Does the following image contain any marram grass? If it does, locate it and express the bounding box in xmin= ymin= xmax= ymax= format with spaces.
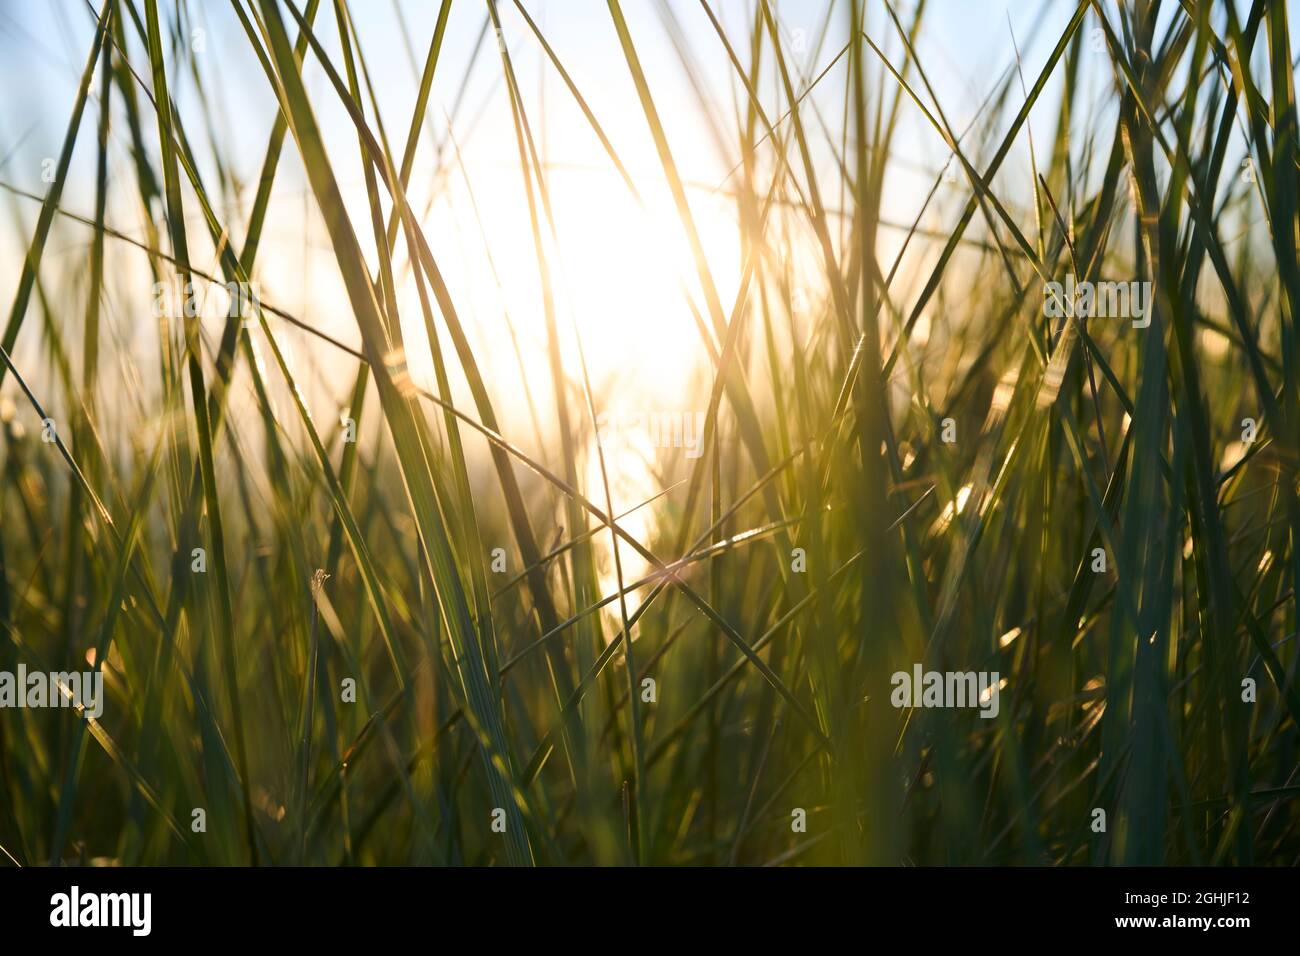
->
xmin=0 ymin=0 xmax=1298 ymax=866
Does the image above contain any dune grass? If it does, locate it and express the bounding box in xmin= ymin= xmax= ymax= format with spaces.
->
xmin=0 ymin=0 xmax=1298 ymax=865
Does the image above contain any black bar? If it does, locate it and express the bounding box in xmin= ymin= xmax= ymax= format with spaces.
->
xmin=0 ymin=866 xmax=1281 ymax=942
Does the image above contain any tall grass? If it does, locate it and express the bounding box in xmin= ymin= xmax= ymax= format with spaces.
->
xmin=0 ymin=0 xmax=1298 ymax=866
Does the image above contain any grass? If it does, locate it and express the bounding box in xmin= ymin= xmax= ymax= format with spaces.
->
xmin=0 ymin=0 xmax=1298 ymax=866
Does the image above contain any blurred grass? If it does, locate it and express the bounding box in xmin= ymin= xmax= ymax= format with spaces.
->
xmin=0 ymin=0 xmax=1299 ymax=865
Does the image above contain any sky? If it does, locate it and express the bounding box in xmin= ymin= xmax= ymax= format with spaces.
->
xmin=0 ymin=0 xmax=1099 ymax=391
